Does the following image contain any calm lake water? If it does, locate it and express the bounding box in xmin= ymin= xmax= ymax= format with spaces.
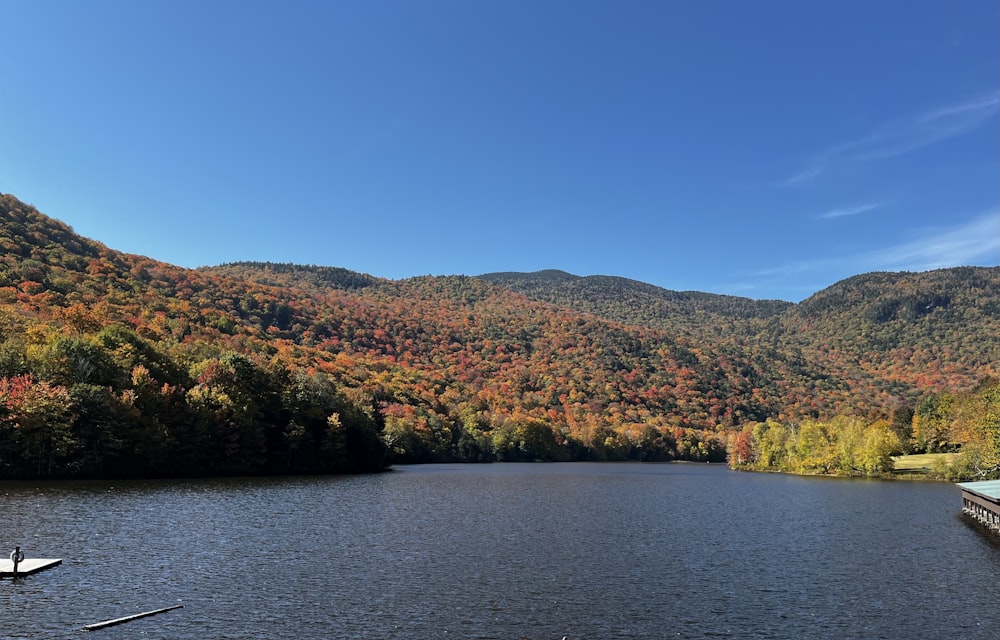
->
xmin=2 ymin=463 xmax=999 ymax=639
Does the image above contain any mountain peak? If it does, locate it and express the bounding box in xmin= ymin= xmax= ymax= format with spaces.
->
xmin=479 ymin=269 xmax=580 ymax=282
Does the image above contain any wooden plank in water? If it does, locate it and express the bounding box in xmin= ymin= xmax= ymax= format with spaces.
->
xmin=83 ymin=605 xmax=184 ymax=631
xmin=0 ymin=558 xmax=62 ymax=577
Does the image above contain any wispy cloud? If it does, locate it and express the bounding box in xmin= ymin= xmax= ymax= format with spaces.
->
xmin=776 ymin=163 xmax=825 ymax=188
xmin=918 ymin=93 xmax=1000 ymax=124
xmin=776 ymin=90 xmax=1000 ymax=187
xmin=742 ymin=211 xmax=999 ymax=300
xmin=748 ymin=261 xmax=813 ymax=278
xmin=818 ymin=203 xmax=880 ymax=219
xmin=861 ymin=210 xmax=1000 ymax=271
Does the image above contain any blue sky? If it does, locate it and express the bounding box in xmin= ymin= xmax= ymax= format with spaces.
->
xmin=1 ymin=0 xmax=997 ymax=302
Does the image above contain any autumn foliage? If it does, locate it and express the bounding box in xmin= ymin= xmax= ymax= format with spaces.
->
xmin=0 ymin=193 xmax=996 ymax=478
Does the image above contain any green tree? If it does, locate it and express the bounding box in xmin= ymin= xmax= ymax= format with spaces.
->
xmin=633 ymin=424 xmax=675 ymax=462
xmin=890 ymin=404 xmax=915 ymax=453
xmin=33 ymin=335 xmax=122 ymax=388
xmin=515 ymin=417 xmax=566 ymax=461
xmin=913 ymin=393 xmax=955 ymax=453
xmin=68 ymin=383 xmax=124 ymax=476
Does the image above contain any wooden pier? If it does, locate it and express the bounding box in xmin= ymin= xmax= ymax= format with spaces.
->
xmin=0 ymin=558 xmax=62 ymax=577
xmin=957 ymin=479 xmax=1000 ymax=532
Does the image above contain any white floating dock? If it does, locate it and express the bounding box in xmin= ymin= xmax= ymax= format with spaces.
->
xmin=0 ymin=558 xmax=62 ymax=577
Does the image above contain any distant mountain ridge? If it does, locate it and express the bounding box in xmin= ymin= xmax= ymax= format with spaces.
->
xmin=478 ymin=270 xmax=793 ymax=336
xmin=479 ymin=266 xmax=1000 ymax=391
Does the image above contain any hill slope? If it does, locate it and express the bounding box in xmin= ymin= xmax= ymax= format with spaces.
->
xmin=478 ymin=270 xmax=792 ymax=338
xmin=782 ymin=268 xmax=1000 ymax=389
xmin=0 ymin=192 xmax=996 ymax=477
xmin=478 ymin=267 xmax=1000 ymax=394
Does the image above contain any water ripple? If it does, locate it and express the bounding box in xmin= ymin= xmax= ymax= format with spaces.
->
xmin=2 ymin=465 xmax=1000 ymax=639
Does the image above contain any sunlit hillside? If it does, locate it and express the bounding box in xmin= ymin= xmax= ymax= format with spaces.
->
xmin=0 ymin=192 xmax=997 ymax=478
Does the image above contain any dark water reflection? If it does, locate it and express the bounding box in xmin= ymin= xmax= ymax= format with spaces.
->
xmin=2 ymin=463 xmax=999 ymax=639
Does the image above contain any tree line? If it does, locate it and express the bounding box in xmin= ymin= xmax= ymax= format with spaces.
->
xmin=0 ymin=325 xmax=387 ymax=478
xmin=727 ymin=416 xmax=901 ymax=476
xmin=728 ymin=377 xmax=1000 ymax=480
xmin=0 ymin=321 xmax=728 ymax=479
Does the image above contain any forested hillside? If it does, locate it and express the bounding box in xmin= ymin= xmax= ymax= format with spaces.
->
xmin=479 ymin=267 xmax=1000 ymax=411
xmin=478 ymin=270 xmax=793 ymax=338
xmin=0 ymin=195 xmax=388 ymax=478
xmin=780 ymin=268 xmax=1000 ymax=390
xmin=0 ymin=192 xmax=996 ymax=478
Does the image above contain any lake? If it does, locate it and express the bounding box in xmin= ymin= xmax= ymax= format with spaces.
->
xmin=2 ymin=463 xmax=999 ymax=639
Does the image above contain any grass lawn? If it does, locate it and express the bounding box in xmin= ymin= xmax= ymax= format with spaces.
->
xmin=892 ymin=452 xmax=958 ymax=473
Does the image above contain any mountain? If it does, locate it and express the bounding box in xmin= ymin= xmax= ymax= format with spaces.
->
xmin=478 ymin=270 xmax=792 ymax=337
xmin=479 ymin=266 xmax=1000 ymax=393
xmin=0 ymin=191 xmax=996 ymax=478
xmin=783 ymin=268 xmax=1000 ymax=386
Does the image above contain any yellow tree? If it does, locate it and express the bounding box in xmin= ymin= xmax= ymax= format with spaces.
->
xmin=858 ymin=420 xmax=900 ymax=476
xmin=953 ymin=379 xmax=1000 ymax=478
